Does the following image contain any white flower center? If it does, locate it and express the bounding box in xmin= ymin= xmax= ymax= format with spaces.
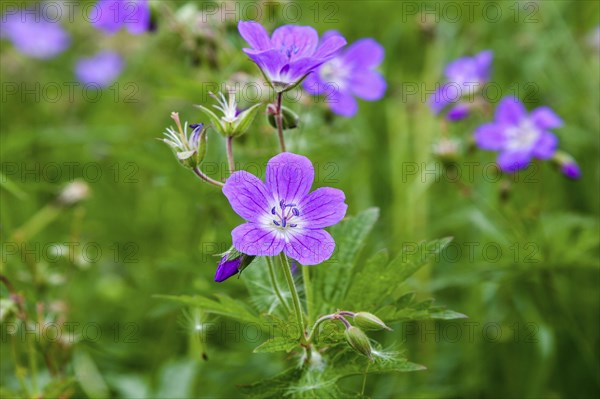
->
xmin=504 ymin=119 xmax=540 ymax=152
xmin=319 ymin=58 xmax=349 ymax=91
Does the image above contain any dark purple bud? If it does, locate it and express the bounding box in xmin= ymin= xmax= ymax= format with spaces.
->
xmin=446 ymin=103 xmax=470 ymax=121
xmin=561 ymin=162 xmax=581 ymax=179
xmin=214 ymin=256 xmax=242 ymax=282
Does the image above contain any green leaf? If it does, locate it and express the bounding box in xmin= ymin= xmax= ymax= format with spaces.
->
xmin=253 ymin=336 xmax=298 ymax=353
xmin=428 ymin=308 xmax=468 ymax=320
xmin=313 ymin=208 xmax=380 ymax=314
xmin=73 ymin=349 xmax=109 ymax=399
xmin=156 ymin=294 xmax=260 ymax=324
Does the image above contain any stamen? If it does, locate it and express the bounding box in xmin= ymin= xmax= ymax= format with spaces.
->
xmin=273 ymin=220 xmax=280 ymax=226
xmin=271 ymin=207 xmax=276 ymax=215
xmin=292 ymin=208 xmax=300 ymax=216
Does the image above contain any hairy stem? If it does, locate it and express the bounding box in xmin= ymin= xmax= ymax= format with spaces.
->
xmin=275 ymin=92 xmax=286 ymax=152
xmin=266 ymin=256 xmax=291 ymax=313
xmin=192 ymin=166 xmax=224 ymax=188
xmin=226 ymin=135 xmax=235 ymax=175
xmin=279 ymin=253 xmax=305 ymax=341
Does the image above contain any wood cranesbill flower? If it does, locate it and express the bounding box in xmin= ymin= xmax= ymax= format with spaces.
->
xmin=474 ymin=97 xmax=562 ymax=172
xmin=238 ymin=21 xmax=347 ymax=92
xmin=91 ymin=0 xmax=151 ymax=35
xmin=214 ymin=247 xmax=256 ymax=282
xmin=75 ymin=51 xmax=124 ymax=87
xmin=0 ymin=9 xmax=70 ymax=59
xmin=222 ymin=152 xmax=347 ymax=265
xmin=429 ymin=50 xmax=493 ymax=121
xmin=303 ymin=33 xmax=386 ymax=117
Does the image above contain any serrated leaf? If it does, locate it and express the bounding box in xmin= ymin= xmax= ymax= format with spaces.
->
xmin=253 ymin=336 xmax=298 ymax=353
xmin=313 ymin=208 xmax=380 ymax=314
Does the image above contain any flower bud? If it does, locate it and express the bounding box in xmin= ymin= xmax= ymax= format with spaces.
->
xmin=214 ymin=246 xmax=256 ymax=282
xmin=267 ymin=106 xmax=299 ymax=130
xmin=344 ymin=326 xmax=372 ymax=359
xmin=161 ymin=114 xmax=208 ymax=169
xmin=353 ymin=312 xmax=392 ymax=331
xmin=553 ymin=150 xmax=582 ymax=180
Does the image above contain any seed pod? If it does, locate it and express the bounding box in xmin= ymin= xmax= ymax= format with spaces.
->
xmin=344 ymin=326 xmax=372 ymax=359
xmin=354 ymin=312 xmax=392 ymax=331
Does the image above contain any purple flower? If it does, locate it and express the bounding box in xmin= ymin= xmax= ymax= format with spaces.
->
xmin=214 ymin=256 xmax=242 ymax=282
xmin=223 ymin=152 xmax=347 ymax=265
xmin=238 ymin=21 xmax=346 ymax=91
xmin=75 ymin=51 xmax=124 ymax=87
xmin=474 ymin=97 xmax=562 ymax=172
xmin=430 ymin=50 xmax=493 ymax=120
xmin=1 ymin=9 xmax=70 ymax=59
xmin=302 ymin=34 xmax=386 ymax=117
xmin=91 ymin=0 xmax=150 ymax=35
xmin=561 ymin=162 xmax=581 ymax=179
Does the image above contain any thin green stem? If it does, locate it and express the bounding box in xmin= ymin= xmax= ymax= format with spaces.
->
xmin=27 ymin=334 xmax=38 ymax=395
xmin=226 ymin=135 xmax=235 ymax=175
xmin=302 ymin=266 xmax=314 ymax=326
xmin=279 ymin=253 xmax=305 ymax=341
xmin=275 ymin=92 xmax=286 ymax=152
xmin=307 ymin=314 xmax=335 ymax=343
xmin=266 ymin=256 xmax=291 ymax=313
xmin=192 ymin=166 xmax=224 ymax=188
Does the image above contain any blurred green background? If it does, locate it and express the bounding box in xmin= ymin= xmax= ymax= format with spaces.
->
xmin=1 ymin=0 xmax=599 ymax=398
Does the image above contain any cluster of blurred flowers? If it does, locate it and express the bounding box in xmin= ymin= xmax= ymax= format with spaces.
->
xmin=1 ymin=0 xmax=151 ymax=86
xmin=429 ymin=50 xmax=581 ymax=179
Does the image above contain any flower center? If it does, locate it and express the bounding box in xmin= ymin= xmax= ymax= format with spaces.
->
xmin=271 ymin=199 xmax=301 ymax=229
xmin=319 ymin=58 xmax=348 ymax=91
xmin=280 ymin=43 xmax=300 ymax=60
xmin=505 ymin=119 xmax=540 ymax=151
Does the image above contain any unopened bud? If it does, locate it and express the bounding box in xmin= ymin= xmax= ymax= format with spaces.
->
xmin=267 ymin=106 xmax=299 ymax=130
xmin=353 ymin=312 xmax=392 ymax=331
xmin=344 ymin=326 xmax=372 ymax=359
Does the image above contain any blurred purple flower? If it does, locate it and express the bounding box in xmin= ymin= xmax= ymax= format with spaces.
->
xmin=223 ymin=152 xmax=347 ymax=265
xmin=214 ymin=256 xmax=242 ymax=282
xmin=75 ymin=51 xmax=124 ymax=87
xmin=303 ymin=33 xmax=386 ymax=117
xmin=91 ymin=0 xmax=150 ymax=35
xmin=0 ymin=9 xmax=70 ymax=59
xmin=238 ymin=21 xmax=346 ymax=91
xmin=430 ymin=50 xmax=493 ymax=120
xmin=474 ymin=97 xmax=562 ymax=172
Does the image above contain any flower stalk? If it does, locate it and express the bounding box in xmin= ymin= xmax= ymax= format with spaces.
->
xmin=279 ymin=253 xmax=305 ymax=342
xmin=226 ymin=135 xmax=235 ymax=175
xmin=266 ymin=256 xmax=291 ymax=313
xmin=275 ymin=92 xmax=286 ymax=152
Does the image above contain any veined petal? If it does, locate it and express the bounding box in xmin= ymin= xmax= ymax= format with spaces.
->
xmin=530 ymin=107 xmax=563 ymax=130
xmin=238 ymin=20 xmax=271 ymax=51
xmin=223 ymin=171 xmax=273 ymax=222
xmin=474 ymin=122 xmax=505 ymax=150
xmin=284 ymin=229 xmax=335 ymax=265
xmin=271 ymin=25 xmax=319 ymax=60
xmin=350 ymin=70 xmax=386 ymax=101
xmin=244 ymin=49 xmax=287 ymax=81
xmin=496 ymin=97 xmax=526 ymax=125
xmin=282 ymin=57 xmax=325 ymax=85
xmin=232 ymin=223 xmax=285 ymax=256
xmin=299 ymin=187 xmax=347 ymax=229
xmin=266 ymin=152 xmax=314 ymax=204
xmin=313 ymin=34 xmax=347 ymax=59
xmin=497 ymin=150 xmax=532 ymax=172
xmin=532 ymin=131 xmax=558 ymax=159
xmin=342 ymin=38 xmax=384 ymax=69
